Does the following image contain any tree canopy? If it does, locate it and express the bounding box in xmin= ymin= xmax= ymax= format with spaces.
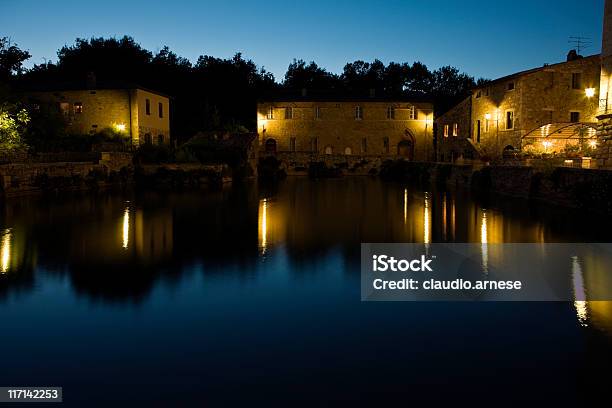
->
xmin=2 ymin=36 xmax=486 ymax=140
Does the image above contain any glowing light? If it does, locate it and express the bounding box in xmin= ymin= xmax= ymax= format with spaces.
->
xmin=481 ymin=210 xmax=489 ymax=274
xmin=122 ymin=207 xmax=130 ymax=249
xmin=114 ymin=123 xmax=126 ymax=132
xmin=423 ymin=193 xmax=431 ymax=245
xmin=572 ymin=256 xmax=588 ymax=327
xmin=589 ymin=140 xmax=598 ymax=148
xmin=442 ymin=195 xmax=447 ymax=241
xmin=585 ymin=88 xmax=596 ymax=98
xmin=484 ymin=113 xmax=492 ymax=120
xmin=1 ymin=229 xmax=12 ymax=273
xmin=259 ymin=199 xmax=268 ymax=253
xmin=542 ymin=140 xmax=552 ymax=152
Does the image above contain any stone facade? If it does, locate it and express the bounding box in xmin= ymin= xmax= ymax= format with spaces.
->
xmin=438 ymin=55 xmax=601 ymax=161
xmin=27 ymin=87 xmax=170 ymax=146
xmin=435 ymin=96 xmax=474 ymax=162
xmin=597 ymin=0 xmax=612 ymax=168
xmin=256 ymin=98 xmax=434 ymax=161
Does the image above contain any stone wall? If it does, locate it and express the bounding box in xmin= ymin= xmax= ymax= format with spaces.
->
xmin=257 ymin=100 xmax=434 ymax=161
xmin=274 ymin=152 xmax=394 ymax=176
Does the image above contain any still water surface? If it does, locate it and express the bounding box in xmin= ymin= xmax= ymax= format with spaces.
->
xmin=1 ymin=178 xmax=612 ymax=406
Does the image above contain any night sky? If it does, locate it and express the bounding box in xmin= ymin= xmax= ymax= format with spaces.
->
xmin=0 ymin=0 xmax=605 ymax=81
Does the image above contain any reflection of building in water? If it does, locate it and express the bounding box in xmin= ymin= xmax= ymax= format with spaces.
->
xmin=258 ymin=198 xmax=286 ymax=253
xmin=134 ymin=209 xmax=173 ymax=262
xmin=69 ymin=205 xmax=173 ymax=264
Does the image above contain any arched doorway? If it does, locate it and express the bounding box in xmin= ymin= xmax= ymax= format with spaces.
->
xmin=265 ymin=138 xmax=277 ymax=154
xmin=344 ymin=147 xmax=352 ymax=155
xmin=324 ymin=146 xmax=333 ymax=155
xmin=397 ymin=140 xmax=414 ymax=160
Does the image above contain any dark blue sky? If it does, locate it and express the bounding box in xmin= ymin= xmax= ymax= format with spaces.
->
xmin=1 ymin=0 xmax=605 ymax=81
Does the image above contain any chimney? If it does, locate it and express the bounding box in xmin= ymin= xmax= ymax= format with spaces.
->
xmin=567 ymin=49 xmax=583 ymax=62
xmin=86 ymin=72 xmax=97 ymax=89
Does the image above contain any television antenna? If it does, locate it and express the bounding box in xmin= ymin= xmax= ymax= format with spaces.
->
xmin=568 ymin=36 xmax=593 ymax=54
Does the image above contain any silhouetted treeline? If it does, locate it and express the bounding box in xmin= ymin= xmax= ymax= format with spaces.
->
xmin=3 ymin=36 xmax=487 ymax=141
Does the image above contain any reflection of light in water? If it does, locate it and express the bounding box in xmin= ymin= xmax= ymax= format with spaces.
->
xmin=122 ymin=207 xmax=130 ymax=249
xmin=451 ymin=198 xmax=456 ymax=240
xmin=442 ymin=195 xmax=447 ymax=240
xmin=572 ymin=256 xmax=588 ymax=327
xmin=259 ymin=199 xmax=268 ymax=253
xmin=403 ymin=189 xmax=408 ymax=225
xmin=1 ymin=229 xmax=12 ymax=273
xmin=423 ymin=192 xmax=430 ymax=245
xmin=481 ymin=210 xmax=488 ymax=274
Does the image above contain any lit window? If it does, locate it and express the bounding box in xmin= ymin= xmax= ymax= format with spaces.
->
xmin=73 ymin=102 xmax=83 ymax=114
xmin=452 ymin=123 xmax=458 ymax=137
xmin=355 ymin=106 xmax=363 ymax=120
xmin=285 ymin=107 xmax=293 ymax=119
xmin=506 ymin=111 xmax=514 ymax=130
xmin=158 ymin=102 xmax=163 ymax=118
xmin=315 ymin=106 xmax=321 ymax=119
xmin=572 ymin=73 xmax=582 ymax=90
xmin=267 ymin=106 xmax=274 ymax=120
xmin=145 ymin=99 xmax=151 ymax=115
xmin=570 ymin=111 xmax=580 ymax=122
xmin=59 ymin=102 xmax=70 ymax=116
xmin=444 ymin=125 xmax=449 ymax=138
xmin=412 ymin=107 xmax=417 ymax=120
xmin=387 ymin=106 xmax=395 ymax=120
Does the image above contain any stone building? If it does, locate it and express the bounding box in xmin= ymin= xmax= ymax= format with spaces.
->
xmin=437 ymin=54 xmax=600 ymax=161
xmin=257 ymin=93 xmax=434 ymax=161
xmin=597 ymin=0 xmax=612 ymax=168
xmin=25 ymin=81 xmax=171 ymax=146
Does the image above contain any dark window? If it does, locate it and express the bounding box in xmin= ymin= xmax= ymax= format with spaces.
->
xmin=73 ymin=102 xmax=83 ymax=114
xmin=158 ymin=102 xmax=163 ymax=118
xmin=285 ymin=107 xmax=293 ymax=119
xmin=476 ymin=120 xmax=481 ymax=143
xmin=572 ymin=73 xmax=582 ymax=90
xmin=290 ymin=137 xmax=296 ymax=152
xmin=475 ymin=90 xmax=482 ymax=98
xmin=387 ymin=106 xmax=395 ymax=119
xmin=267 ymin=106 xmax=274 ymax=120
xmin=383 ymin=137 xmax=389 ymax=154
xmin=145 ymin=99 xmax=151 ymax=115
xmin=157 ymin=134 xmax=164 ymax=145
xmin=144 ymin=133 xmax=152 ymax=144
xmin=570 ymin=111 xmax=580 ymax=122
xmin=506 ymin=111 xmax=514 ymax=130
xmin=507 ymin=82 xmax=515 ymax=91
xmin=362 ymin=137 xmax=367 ymax=153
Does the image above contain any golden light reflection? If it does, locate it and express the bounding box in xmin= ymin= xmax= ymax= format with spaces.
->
xmin=259 ymin=198 xmax=268 ymax=253
xmin=1 ymin=229 xmax=12 ymax=273
xmin=423 ymin=192 xmax=431 ymax=245
xmin=442 ymin=195 xmax=447 ymax=241
xmin=122 ymin=207 xmax=130 ymax=250
xmin=572 ymin=256 xmax=588 ymax=327
xmin=451 ymin=198 xmax=456 ymax=241
xmin=481 ymin=210 xmax=489 ymax=274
